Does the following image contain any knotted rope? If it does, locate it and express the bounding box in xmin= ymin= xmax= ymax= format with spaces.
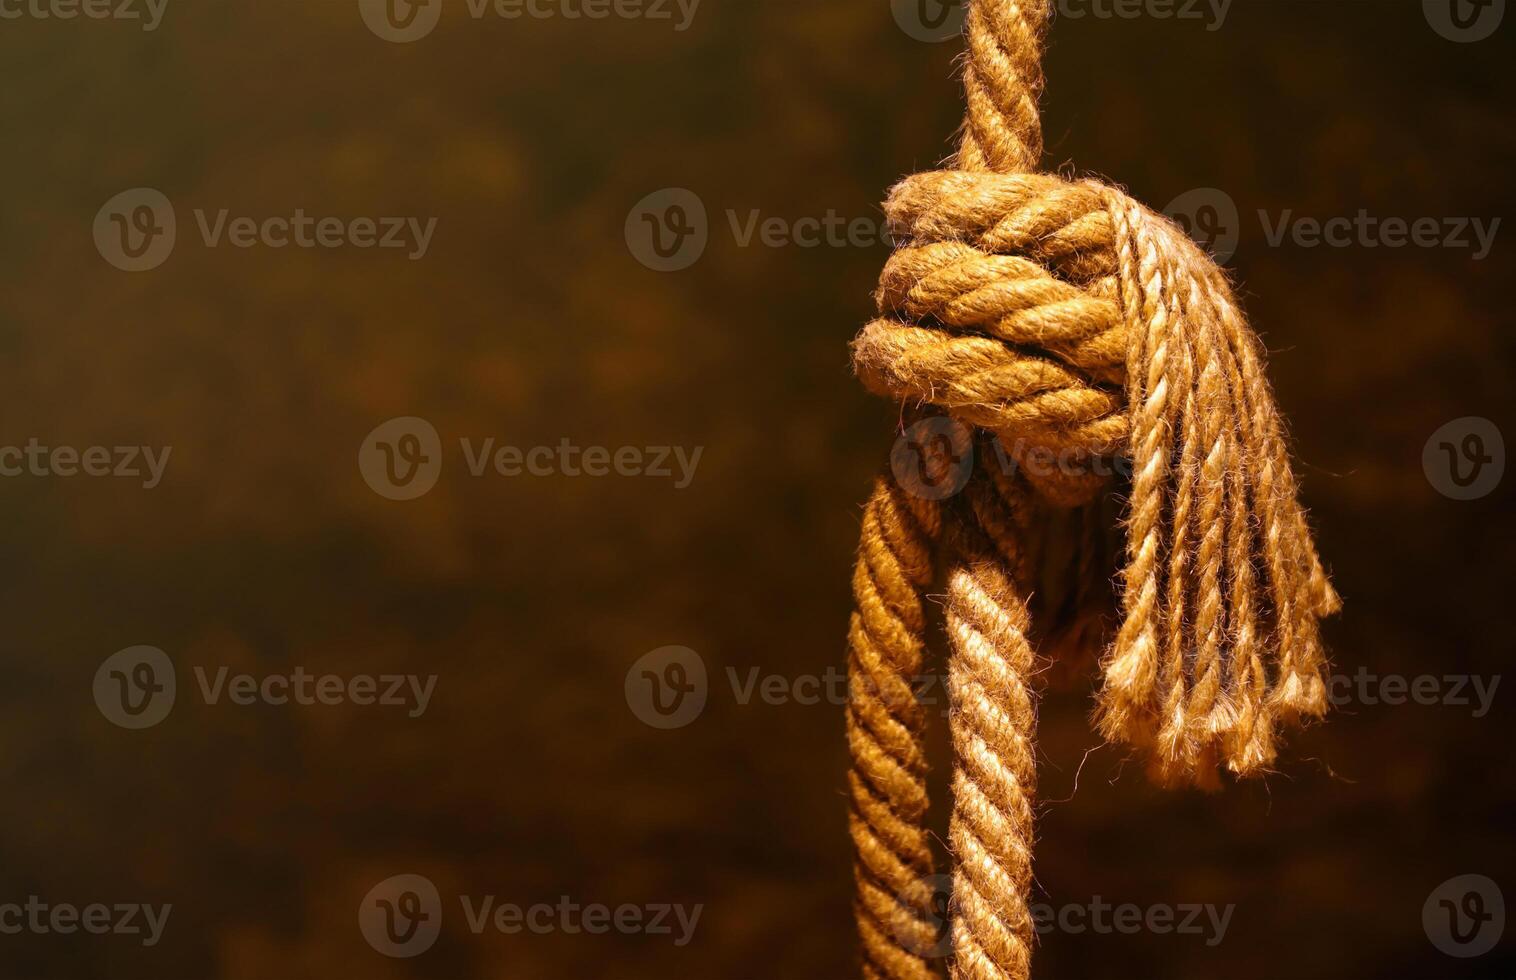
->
xmin=842 ymin=3 xmax=1339 ymax=978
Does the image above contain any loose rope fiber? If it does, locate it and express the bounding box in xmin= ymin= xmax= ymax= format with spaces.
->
xmin=842 ymin=3 xmax=1339 ymax=978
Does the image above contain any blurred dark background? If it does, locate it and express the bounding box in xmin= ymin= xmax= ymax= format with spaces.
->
xmin=1 ymin=0 xmax=1512 ymax=977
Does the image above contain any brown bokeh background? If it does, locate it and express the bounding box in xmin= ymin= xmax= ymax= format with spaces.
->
xmin=2 ymin=1 xmax=1512 ymax=977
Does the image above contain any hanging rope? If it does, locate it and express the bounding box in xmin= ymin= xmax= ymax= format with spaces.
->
xmin=843 ymin=2 xmax=1340 ymax=977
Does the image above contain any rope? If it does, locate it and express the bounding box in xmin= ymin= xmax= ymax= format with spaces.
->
xmin=845 ymin=470 xmax=943 ymax=980
xmin=842 ymin=3 xmax=1340 ymax=977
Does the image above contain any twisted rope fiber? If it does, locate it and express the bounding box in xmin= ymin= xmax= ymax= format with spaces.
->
xmin=845 ymin=469 xmax=945 ymax=980
xmin=842 ymin=2 xmax=1339 ymax=978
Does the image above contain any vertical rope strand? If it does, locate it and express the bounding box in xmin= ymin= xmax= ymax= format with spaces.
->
xmin=947 ymin=4 xmax=1057 ymax=977
xmin=1095 ymin=198 xmax=1172 ymax=753
xmin=847 ymin=474 xmax=945 ymax=979
xmin=945 ymin=460 xmax=1040 ymax=980
xmin=958 ymin=0 xmax=1053 ymax=173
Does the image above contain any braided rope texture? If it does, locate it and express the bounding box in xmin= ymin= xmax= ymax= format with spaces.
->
xmin=845 ymin=473 xmax=944 ymax=980
xmin=944 ymin=459 xmax=1040 ymax=980
xmin=843 ymin=2 xmax=1339 ymax=978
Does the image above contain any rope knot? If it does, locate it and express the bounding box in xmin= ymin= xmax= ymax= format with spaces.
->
xmin=843 ymin=5 xmax=1340 ymax=978
xmin=853 ymin=162 xmax=1340 ymax=784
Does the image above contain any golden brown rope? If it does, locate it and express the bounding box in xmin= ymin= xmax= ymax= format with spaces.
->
xmin=845 ymin=471 xmax=944 ymax=979
xmin=944 ymin=454 xmax=1040 ymax=980
xmin=842 ymin=2 xmax=1338 ymax=977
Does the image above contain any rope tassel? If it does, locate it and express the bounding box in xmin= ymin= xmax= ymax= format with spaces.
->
xmin=843 ymin=2 xmax=1337 ymax=977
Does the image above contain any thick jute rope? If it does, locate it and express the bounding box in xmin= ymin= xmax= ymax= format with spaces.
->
xmin=842 ymin=3 xmax=1340 ymax=978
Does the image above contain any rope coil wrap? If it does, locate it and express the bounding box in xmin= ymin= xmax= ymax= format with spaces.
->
xmin=843 ymin=3 xmax=1338 ymax=978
